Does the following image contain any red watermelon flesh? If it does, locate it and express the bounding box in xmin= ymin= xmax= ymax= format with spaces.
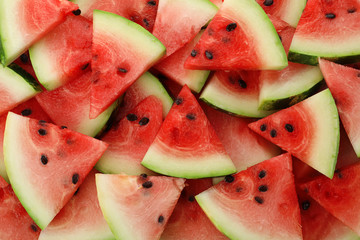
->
xmin=38 ymin=169 xmax=114 ymax=240
xmin=161 ymin=179 xmax=228 ymax=240
xmin=301 ymin=162 xmax=360 ymax=235
xmin=96 ymin=96 xmax=163 ymax=175
xmin=196 ymin=153 xmax=302 ymax=240
xmin=0 ymin=176 xmax=41 ymax=240
xmin=209 ymin=0 xmax=223 ymax=7
xmin=267 ymin=14 xmax=296 ymax=54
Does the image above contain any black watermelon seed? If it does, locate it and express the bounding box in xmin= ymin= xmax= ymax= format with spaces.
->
xmin=126 ymin=113 xmax=138 ymax=122
xmin=259 ymin=170 xmax=266 ymax=178
xmin=224 ymin=175 xmax=234 ymax=183
xmin=348 ymin=8 xmax=357 ymax=13
xmin=205 ymin=50 xmax=213 ymax=60
xmin=41 ymin=155 xmax=48 ymax=165
xmin=302 ymin=200 xmax=311 ymax=210
xmin=39 ymin=120 xmax=47 ymax=126
xmin=258 ymin=185 xmax=268 ymax=192
xmin=285 ymin=124 xmax=294 ymax=132
xmin=142 ymin=181 xmax=153 ymax=188
xmin=140 ymin=173 xmax=148 ymax=179
xmin=186 ymin=113 xmax=196 ymax=120
xmin=20 ymin=53 xmax=29 ymax=63
xmin=147 ymin=0 xmax=156 ymax=6
xmin=158 ymin=215 xmax=164 ymax=223
xmin=226 ymin=22 xmax=237 ymax=32
xmin=143 ymin=18 xmax=149 ymax=27
xmin=175 ymin=97 xmax=183 ymax=105
xmin=72 ymin=9 xmax=81 ymax=16
xmin=81 ymin=62 xmax=89 ymax=70
xmin=325 ymin=13 xmax=336 ymax=19
xmin=38 ymin=129 xmax=47 ymax=136
xmin=263 ymin=0 xmax=274 ymax=6
xmin=21 ymin=108 xmax=32 ymax=116
xmin=254 ymin=196 xmax=264 ymax=204
xmin=335 ymin=170 xmax=343 ymax=179
xmin=270 ymin=129 xmax=277 ymax=138
xmin=74 ymin=187 xmax=80 ymax=196
xmin=117 ymin=67 xmax=128 ymax=73
xmin=191 ymin=49 xmax=197 ymax=57
xmin=72 ymin=173 xmax=80 ymax=184
xmin=260 ymin=124 xmax=267 ymax=132
xmin=30 ymin=224 xmax=38 ymax=232
xmin=188 ymin=195 xmax=195 ymax=202
xmin=61 ymin=126 xmax=67 ymax=129
xmin=139 ymin=117 xmax=150 ymax=126
xmin=238 ymin=79 xmax=247 ymax=89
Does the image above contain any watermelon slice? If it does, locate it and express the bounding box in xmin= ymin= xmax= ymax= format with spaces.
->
xmin=319 ymin=59 xmax=360 ymax=157
xmin=184 ymin=0 xmax=287 ymax=70
xmin=288 ymin=0 xmax=360 ymax=65
xmin=96 ymin=96 xmax=163 ymax=175
xmin=38 ymin=169 xmax=114 ymax=240
xmin=14 ymin=52 xmax=38 ymax=79
xmin=0 ymin=0 xmax=78 ymax=66
xmin=36 ymin=71 xmax=118 ymax=137
xmin=152 ymin=0 xmax=218 ymax=57
xmin=71 ymin=0 xmax=159 ymax=32
xmin=161 ymin=179 xmax=228 ymax=240
xmin=90 ymin=10 xmax=165 ymax=119
xmin=301 ymin=162 xmax=360 ymax=235
xmin=29 ymin=15 xmax=92 ymax=90
xmin=96 ymin=174 xmax=185 ymax=240
xmin=142 ymin=85 xmax=236 ymax=179
xmin=0 ymin=176 xmax=41 ymax=240
xmin=248 ymin=89 xmax=340 ymax=178
xmin=196 ymin=153 xmax=302 ymax=240
xmin=3 ymin=112 xmax=108 ymax=229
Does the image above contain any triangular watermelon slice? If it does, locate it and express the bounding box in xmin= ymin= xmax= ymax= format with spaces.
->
xmin=38 ymin=169 xmax=114 ymax=240
xmin=184 ymin=0 xmax=287 ymax=70
xmin=319 ymin=59 xmax=360 ymax=157
xmin=0 ymin=0 xmax=78 ymax=66
xmin=96 ymin=96 xmax=163 ymax=175
xmin=248 ymin=89 xmax=340 ymax=178
xmin=196 ymin=153 xmax=302 ymax=240
xmin=96 ymin=174 xmax=185 ymax=240
xmin=141 ymin=85 xmax=236 ymax=179
xmin=3 ymin=112 xmax=108 ymax=229
xmin=90 ymin=10 xmax=165 ymax=119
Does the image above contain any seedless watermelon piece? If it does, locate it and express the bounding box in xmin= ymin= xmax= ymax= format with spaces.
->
xmin=96 ymin=96 xmax=163 ymax=175
xmin=38 ymin=169 xmax=114 ymax=240
xmin=142 ymin=85 xmax=236 ymax=179
xmin=196 ymin=153 xmax=302 ymax=240
xmin=96 ymin=174 xmax=185 ymax=240
xmin=90 ymin=10 xmax=165 ymax=119
xmin=3 ymin=112 xmax=108 ymax=229
xmin=152 ymin=0 xmax=218 ymax=57
xmin=0 ymin=0 xmax=78 ymax=66
xmin=184 ymin=0 xmax=287 ymax=70
xmin=288 ymin=0 xmax=360 ymax=65
xmin=29 ymin=15 xmax=92 ymax=90
xmin=36 ymin=71 xmax=118 ymax=137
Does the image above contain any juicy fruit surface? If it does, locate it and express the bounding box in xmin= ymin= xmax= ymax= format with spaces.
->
xmin=3 ymin=113 xmax=108 ymax=229
xmin=96 ymin=174 xmax=185 ymax=240
xmin=196 ymin=154 xmax=302 ymax=240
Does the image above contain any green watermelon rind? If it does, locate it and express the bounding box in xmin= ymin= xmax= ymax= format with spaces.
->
xmin=8 ymin=63 xmax=42 ymax=92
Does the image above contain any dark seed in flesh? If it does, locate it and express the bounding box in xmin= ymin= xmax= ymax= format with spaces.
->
xmin=140 ymin=173 xmax=148 ymax=179
xmin=81 ymin=63 xmax=89 ymax=70
xmin=139 ymin=117 xmax=150 ymax=126
xmin=226 ymin=23 xmax=237 ymax=32
xmin=191 ymin=50 xmax=197 ymax=57
xmin=20 ymin=53 xmax=29 ymax=63
xmin=238 ymin=79 xmax=247 ymax=89
xmin=225 ymin=175 xmax=234 ymax=183
xmin=285 ymin=124 xmax=294 ymax=132
xmin=147 ymin=0 xmax=156 ymax=6
xmin=302 ymin=200 xmax=311 ymax=210
xmin=72 ymin=9 xmax=81 ymax=16
xmin=205 ymin=50 xmax=213 ymax=60
xmin=39 ymin=120 xmax=47 ymax=126
xmin=72 ymin=173 xmax=80 ymax=184
xmin=30 ymin=224 xmax=38 ymax=232
xmin=38 ymin=129 xmax=47 ymax=136
xmin=186 ymin=113 xmax=196 ymax=120
xmin=188 ymin=195 xmax=195 ymax=202
xmin=259 ymin=170 xmax=266 ymax=178
xmin=263 ymin=0 xmax=274 ymax=6
xmin=158 ymin=215 xmax=164 ymax=223
xmin=21 ymin=108 xmax=32 ymax=116
xmin=258 ymin=185 xmax=268 ymax=192
xmin=260 ymin=124 xmax=267 ymax=132
xmin=41 ymin=155 xmax=48 ymax=165
xmin=74 ymin=188 xmax=80 ymax=196
xmin=175 ymin=97 xmax=183 ymax=105
xmin=142 ymin=181 xmax=153 ymax=188
xmin=348 ymin=8 xmax=357 ymax=13
xmin=254 ymin=196 xmax=264 ymax=204
xmin=126 ymin=113 xmax=138 ymax=122
xmin=117 ymin=68 xmax=128 ymax=73
xmin=325 ymin=13 xmax=336 ymax=19
xmin=143 ymin=18 xmax=149 ymax=27
xmin=270 ymin=129 xmax=277 ymax=138
xmin=61 ymin=126 xmax=68 ymax=129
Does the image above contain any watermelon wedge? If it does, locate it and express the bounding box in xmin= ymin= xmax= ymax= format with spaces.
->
xmin=96 ymin=174 xmax=185 ymax=240
xmin=142 ymin=85 xmax=236 ymax=179
xmin=90 ymin=10 xmax=165 ymax=119
xmin=0 ymin=0 xmax=78 ymax=66
xmin=14 ymin=52 xmax=37 ymax=79
xmin=196 ymin=153 xmax=302 ymax=240
xmin=96 ymin=96 xmax=163 ymax=175
xmin=288 ymin=0 xmax=360 ymax=65
xmin=3 ymin=112 xmax=108 ymax=229
xmin=248 ymin=89 xmax=340 ymax=178
xmin=184 ymin=0 xmax=287 ymax=70
xmin=38 ymin=169 xmax=114 ymax=240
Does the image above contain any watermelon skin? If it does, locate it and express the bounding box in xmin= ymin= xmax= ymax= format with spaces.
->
xmin=96 ymin=174 xmax=185 ymax=240
xmin=38 ymin=169 xmax=114 ymax=240
xmin=29 ymin=15 xmax=92 ymax=91
xmin=14 ymin=52 xmax=38 ymax=80
xmin=0 ymin=177 xmax=41 ymax=240
xmin=196 ymin=153 xmax=302 ymax=240
xmin=0 ymin=0 xmax=78 ymax=66
xmin=319 ymin=59 xmax=360 ymax=157
xmin=3 ymin=112 xmax=108 ymax=229
xmin=160 ymin=179 xmax=228 ymax=240
xmin=96 ymin=96 xmax=163 ymax=176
